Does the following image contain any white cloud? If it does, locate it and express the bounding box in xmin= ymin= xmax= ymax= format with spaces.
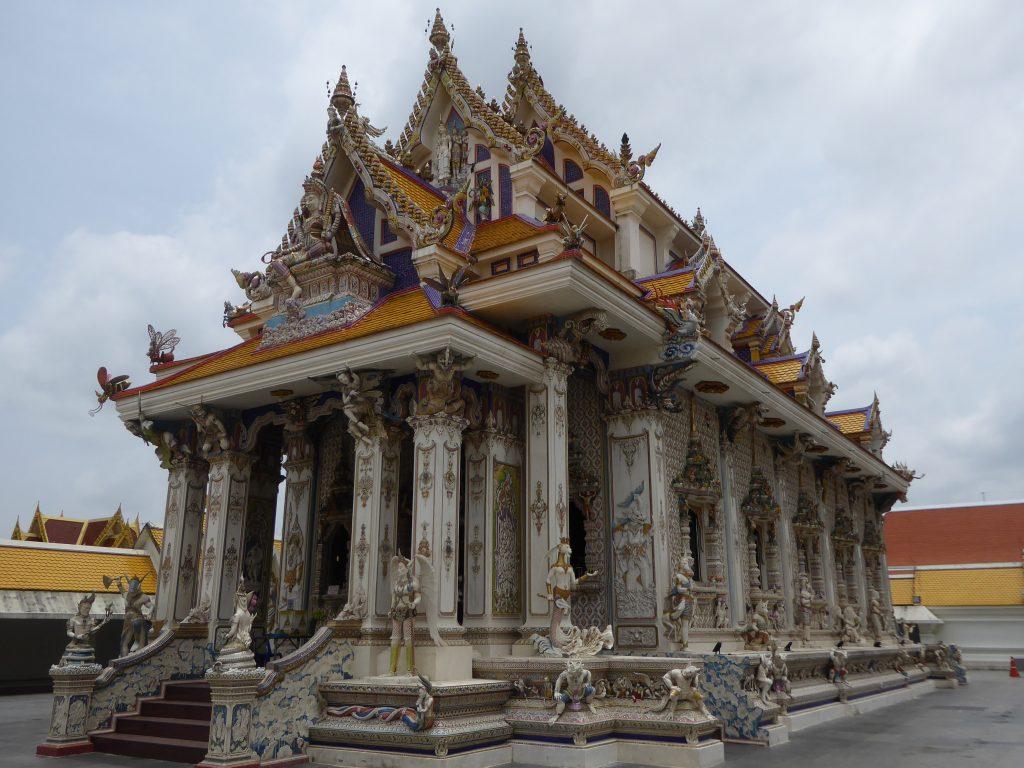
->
xmin=1 ymin=1 xmax=1023 ymax=535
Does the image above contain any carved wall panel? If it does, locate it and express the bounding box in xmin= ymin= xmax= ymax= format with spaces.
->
xmin=492 ymin=460 xmax=522 ymax=616
xmin=609 ymin=433 xmax=657 ymax=620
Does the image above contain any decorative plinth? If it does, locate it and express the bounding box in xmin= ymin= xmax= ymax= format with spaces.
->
xmin=310 ymin=677 xmax=512 ymax=765
xmin=36 ymin=662 xmax=103 ymax=757
xmin=198 ymin=666 xmax=267 ymax=768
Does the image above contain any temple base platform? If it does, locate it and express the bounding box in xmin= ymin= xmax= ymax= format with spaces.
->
xmin=309 ymin=676 xmax=513 ymax=767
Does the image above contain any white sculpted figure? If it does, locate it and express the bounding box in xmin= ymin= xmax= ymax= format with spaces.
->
xmin=662 ymin=554 xmax=695 ymax=649
xmin=839 ymin=602 xmax=862 ymax=645
xmin=795 ymin=572 xmax=814 ymax=645
xmin=434 ymin=122 xmax=452 ymax=186
xmin=738 ymin=599 xmax=773 ymax=649
xmin=828 ymin=647 xmax=849 ymax=685
xmin=387 ymin=553 xmax=443 ymax=675
xmin=532 ymin=538 xmax=610 ymax=656
xmin=107 ymin=574 xmax=152 ymax=657
xmin=613 ymin=482 xmax=653 ymax=594
xmin=549 ymin=659 xmax=600 ymax=724
xmin=221 ymin=579 xmax=256 ymax=655
xmin=62 ymin=593 xmax=113 ymax=664
xmin=336 ymin=367 xmax=384 ymax=442
xmin=753 ymin=653 xmax=774 ymax=703
xmin=768 ymin=642 xmax=791 ymax=700
xmin=867 ymin=588 xmax=885 ymax=645
xmin=714 ymin=595 xmax=730 ymax=629
xmin=650 ymin=666 xmax=709 ymax=716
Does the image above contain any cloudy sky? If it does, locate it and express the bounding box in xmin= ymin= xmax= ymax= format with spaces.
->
xmin=1 ymin=1 xmax=1021 ymax=537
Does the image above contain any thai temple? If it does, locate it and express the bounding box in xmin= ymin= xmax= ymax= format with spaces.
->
xmin=37 ymin=11 xmax=965 ymax=768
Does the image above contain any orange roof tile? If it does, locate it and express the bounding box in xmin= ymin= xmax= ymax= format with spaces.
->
xmin=470 ymin=216 xmax=551 ymax=254
xmin=0 ymin=543 xmax=157 ymax=593
xmin=890 ymin=568 xmax=1023 ymax=607
xmin=119 ymin=288 xmax=438 ymax=397
xmin=827 ymin=410 xmax=870 ymax=435
xmin=754 ymin=354 xmax=806 ymax=385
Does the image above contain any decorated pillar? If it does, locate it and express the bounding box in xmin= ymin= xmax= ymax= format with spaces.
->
xmin=524 ymin=358 xmax=573 ymax=637
xmin=36 ymin=664 xmax=104 ymax=756
xmin=240 ymin=438 xmax=282 ymax=631
xmin=341 ymin=422 xmax=402 ymax=630
xmin=408 ymin=348 xmax=471 ymax=635
xmin=199 ymin=667 xmax=265 ymax=768
xmin=153 ymin=451 xmax=208 ymax=626
xmin=276 ymin=413 xmax=316 ymax=634
xmin=606 ymin=408 xmax=671 ymax=651
xmin=463 ymin=423 xmax=524 ymax=651
xmin=188 ymin=406 xmax=254 ymax=646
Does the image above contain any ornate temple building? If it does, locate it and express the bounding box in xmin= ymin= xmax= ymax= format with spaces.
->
xmin=39 ymin=13 xmax=961 ymax=768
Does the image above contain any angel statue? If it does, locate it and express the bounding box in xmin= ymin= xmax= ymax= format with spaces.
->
xmin=532 ymin=539 xmax=612 ymax=657
xmin=662 ymin=554 xmax=695 ymax=649
xmin=61 ymin=593 xmax=113 ymax=665
xmin=146 ymin=324 xmax=180 ymax=365
xmin=221 ymin=580 xmax=256 ymax=655
xmin=387 ymin=552 xmax=443 ymax=676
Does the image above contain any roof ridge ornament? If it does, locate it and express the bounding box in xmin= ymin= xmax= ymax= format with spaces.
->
xmin=428 ymin=8 xmax=450 ymax=51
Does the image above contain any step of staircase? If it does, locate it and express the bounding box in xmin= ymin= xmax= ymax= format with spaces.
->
xmin=90 ymin=679 xmax=211 ymax=764
xmin=90 ymin=732 xmax=209 ymax=764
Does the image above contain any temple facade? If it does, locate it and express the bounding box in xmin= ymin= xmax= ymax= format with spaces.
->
xmin=41 ymin=13 xmax=957 ymax=768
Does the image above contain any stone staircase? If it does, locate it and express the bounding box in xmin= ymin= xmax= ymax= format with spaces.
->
xmin=90 ymin=679 xmax=211 ymax=764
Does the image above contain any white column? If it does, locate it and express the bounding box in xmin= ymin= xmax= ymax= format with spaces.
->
xmin=344 ymin=425 xmax=402 ymax=630
xmin=409 ymin=413 xmax=467 ymax=630
xmin=153 ymin=452 xmax=208 ymax=626
xmin=276 ymin=426 xmax=315 ymax=633
xmin=524 ymin=358 xmax=572 ymax=636
xmin=195 ymin=450 xmax=253 ymax=646
xmin=718 ymin=442 xmax=747 ymax=625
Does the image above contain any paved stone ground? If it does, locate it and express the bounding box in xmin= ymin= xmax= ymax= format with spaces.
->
xmin=5 ymin=671 xmax=1020 ymax=768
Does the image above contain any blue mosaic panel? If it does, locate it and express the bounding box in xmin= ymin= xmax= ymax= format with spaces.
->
xmin=382 ymin=249 xmax=417 ymax=292
xmin=499 ymin=165 xmax=512 ymax=218
xmin=380 ymin=217 xmax=397 ymax=245
xmin=700 ymin=654 xmax=773 ymax=740
xmin=564 ymin=159 xmax=583 ymax=184
xmin=475 ymin=144 xmax=491 ymax=163
xmin=347 ymin=178 xmax=376 ymax=252
xmin=593 ymin=185 xmax=611 ymax=218
xmin=541 ymin=135 xmax=555 ymax=169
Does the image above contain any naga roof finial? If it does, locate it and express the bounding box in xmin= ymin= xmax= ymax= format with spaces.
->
xmin=331 ymin=65 xmax=354 ymax=115
xmin=514 ymin=27 xmax=531 ymax=66
xmin=429 ymin=8 xmax=450 ymax=51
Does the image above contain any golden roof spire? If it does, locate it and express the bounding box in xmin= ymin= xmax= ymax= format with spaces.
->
xmin=514 ymin=27 xmax=531 ymax=66
xmin=429 ymin=8 xmax=450 ymax=51
xmin=331 ymin=65 xmax=354 ymax=115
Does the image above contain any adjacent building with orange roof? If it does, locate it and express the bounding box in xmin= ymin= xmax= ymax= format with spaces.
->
xmin=886 ymin=499 xmax=1024 ymax=668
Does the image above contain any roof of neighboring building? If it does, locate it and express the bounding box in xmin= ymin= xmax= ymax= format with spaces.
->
xmin=889 ymin=567 xmax=1023 ymax=606
xmin=11 ymin=505 xmax=139 ymax=548
xmin=0 ymin=540 xmax=157 ymax=594
xmin=885 ymin=501 xmax=1024 ymax=566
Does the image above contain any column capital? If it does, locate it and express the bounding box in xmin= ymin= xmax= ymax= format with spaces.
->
xmin=407 ymin=412 xmax=469 ymax=439
xmin=542 ymin=356 xmax=573 ymax=384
